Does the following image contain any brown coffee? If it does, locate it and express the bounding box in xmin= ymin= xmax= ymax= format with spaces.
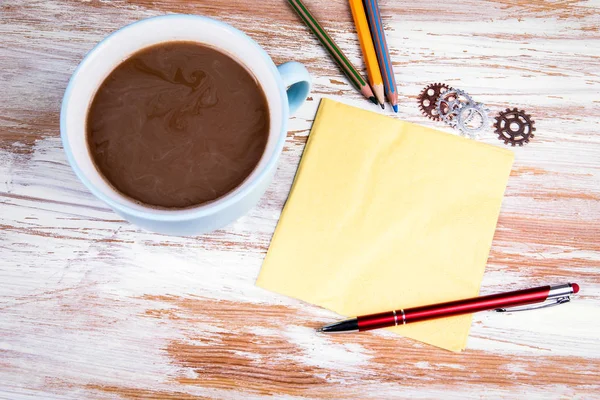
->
xmin=86 ymin=41 xmax=269 ymax=209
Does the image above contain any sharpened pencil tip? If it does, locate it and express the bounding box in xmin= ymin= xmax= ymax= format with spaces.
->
xmin=369 ymin=96 xmax=378 ymax=105
xmin=392 ymin=104 xmax=398 ymax=113
xmin=380 ymin=103 xmax=385 ymax=109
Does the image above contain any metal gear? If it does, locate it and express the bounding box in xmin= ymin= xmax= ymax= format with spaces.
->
xmin=494 ymin=108 xmax=536 ymax=146
xmin=455 ymin=102 xmax=490 ymax=138
xmin=436 ymin=89 xmax=474 ymax=127
xmin=418 ymin=83 xmax=452 ymax=121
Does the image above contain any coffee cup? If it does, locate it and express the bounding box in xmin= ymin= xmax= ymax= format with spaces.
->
xmin=61 ymin=14 xmax=311 ymax=235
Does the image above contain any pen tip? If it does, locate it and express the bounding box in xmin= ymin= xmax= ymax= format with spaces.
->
xmin=316 ymin=327 xmax=324 ymax=333
xmin=369 ymin=96 xmax=378 ymax=105
xmin=392 ymin=104 xmax=398 ymax=113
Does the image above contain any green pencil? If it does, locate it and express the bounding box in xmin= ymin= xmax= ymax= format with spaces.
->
xmin=287 ymin=0 xmax=378 ymax=105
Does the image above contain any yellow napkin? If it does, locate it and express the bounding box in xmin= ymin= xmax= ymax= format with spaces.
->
xmin=257 ymin=99 xmax=514 ymax=351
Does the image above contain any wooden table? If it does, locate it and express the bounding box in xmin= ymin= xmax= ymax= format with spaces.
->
xmin=1 ymin=1 xmax=599 ymax=398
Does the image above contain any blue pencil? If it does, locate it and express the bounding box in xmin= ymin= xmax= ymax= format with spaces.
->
xmin=364 ymin=0 xmax=398 ymax=112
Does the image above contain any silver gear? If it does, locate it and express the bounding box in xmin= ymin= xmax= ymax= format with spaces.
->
xmin=455 ymin=102 xmax=490 ymax=138
xmin=435 ymin=89 xmax=474 ymax=127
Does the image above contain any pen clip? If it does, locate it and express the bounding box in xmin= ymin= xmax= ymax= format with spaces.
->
xmin=494 ymin=296 xmax=571 ymax=313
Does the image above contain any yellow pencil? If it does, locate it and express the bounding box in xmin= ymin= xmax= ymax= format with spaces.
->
xmin=348 ymin=0 xmax=385 ymax=108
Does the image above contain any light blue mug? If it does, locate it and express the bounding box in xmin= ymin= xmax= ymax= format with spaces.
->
xmin=61 ymin=15 xmax=311 ymax=235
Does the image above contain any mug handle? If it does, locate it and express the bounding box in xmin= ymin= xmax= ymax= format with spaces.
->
xmin=277 ymin=62 xmax=311 ymax=116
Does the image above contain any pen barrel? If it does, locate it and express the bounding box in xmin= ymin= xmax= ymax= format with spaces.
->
xmin=403 ymin=285 xmax=552 ymax=324
xmin=357 ymin=311 xmax=398 ymax=331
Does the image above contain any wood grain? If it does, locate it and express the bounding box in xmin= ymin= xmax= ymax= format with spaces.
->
xmin=1 ymin=0 xmax=599 ymax=399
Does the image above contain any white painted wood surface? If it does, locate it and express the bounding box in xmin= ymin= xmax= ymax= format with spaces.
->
xmin=1 ymin=0 xmax=599 ymax=398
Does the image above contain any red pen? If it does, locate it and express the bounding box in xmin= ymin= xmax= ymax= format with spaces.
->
xmin=318 ymin=283 xmax=580 ymax=333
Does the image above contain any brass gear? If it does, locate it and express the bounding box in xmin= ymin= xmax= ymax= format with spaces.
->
xmin=417 ymin=83 xmax=451 ymax=121
xmin=494 ymin=108 xmax=536 ymax=146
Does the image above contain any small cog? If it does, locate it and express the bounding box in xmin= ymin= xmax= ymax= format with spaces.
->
xmin=494 ymin=108 xmax=536 ymax=146
xmin=417 ymin=83 xmax=452 ymax=121
xmin=455 ymin=102 xmax=490 ymax=138
xmin=436 ymin=89 xmax=474 ymax=127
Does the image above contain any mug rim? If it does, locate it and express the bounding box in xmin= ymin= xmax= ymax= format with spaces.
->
xmin=60 ymin=14 xmax=288 ymax=221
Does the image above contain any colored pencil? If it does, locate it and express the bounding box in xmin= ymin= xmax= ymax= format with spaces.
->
xmin=364 ymin=0 xmax=399 ymax=112
xmin=348 ymin=0 xmax=385 ymax=108
xmin=287 ymin=0 xmax=378 ymax=105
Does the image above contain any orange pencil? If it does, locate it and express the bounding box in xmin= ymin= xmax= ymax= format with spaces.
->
xmin=348 ymin=0 xmax=385 ymax=108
